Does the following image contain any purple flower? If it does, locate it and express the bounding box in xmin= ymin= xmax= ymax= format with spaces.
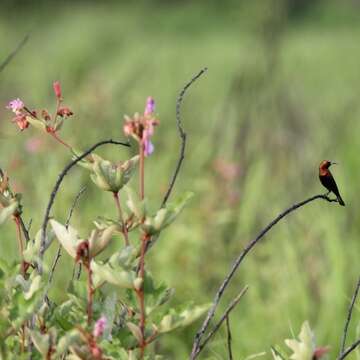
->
xmin=93 ymin=316 xmax=107 ymax=338
xmin=6 ymin=98 xmax=24 ymax=114
xmin=143 ymin=128 xmax=155 ymax=157
xmin=144 ymin=137 xmax=154 ymax=157
xmin=144 ymin=96 xmax=155 ymax=116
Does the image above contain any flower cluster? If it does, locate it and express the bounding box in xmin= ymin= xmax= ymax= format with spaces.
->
xmin=6 ymin=81 xmax=73 ymax=134
xmin=123 ymin=96 xmax=159 ymax=156
xmin=6 ymin=98 xmax=29 ymax=130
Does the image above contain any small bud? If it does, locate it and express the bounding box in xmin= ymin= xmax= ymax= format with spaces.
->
xmin=144 ymin=96 xmax=155 ymax=116
xmin=91 ymin=346 xmax=102 ymax=359
xmin=41 ymin=109 xmax=51 ymax=121
xmin=57 ymin=106 xmax=73 ymax=118
xmin=12 ymin=115 xmax=29 ymax=131
xmin=53 ymin=81 xmax=62 ymax=100
xmin=75 ymin=241 xmax=89 ymax=263
xmin=93 ymin=316 xmax=107 ymax=338
xmin=313 ymin=347 xmax=330 ymax=359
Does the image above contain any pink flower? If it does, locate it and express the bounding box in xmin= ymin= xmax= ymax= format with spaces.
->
xmin=144 ymin=96 xmax=155 ymax=116
xmin=93 ymin=316 xmax=107 ymax=338
xmin=53 ymin=81 xmax=62 ymax=99
xmin=6 ymin=98 xmax=24 ymax=114
xmin=313 ymin=346 xmax=330 ymax=359
xmin=12 ymin=115 xmax=29 ymax=131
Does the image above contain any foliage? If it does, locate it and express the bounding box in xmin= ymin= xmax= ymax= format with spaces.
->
xmin=0 ymin=89 xmax=209 ymax=359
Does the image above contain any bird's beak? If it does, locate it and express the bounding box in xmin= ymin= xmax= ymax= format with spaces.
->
xmin=331 ymin=161 xmax=338 ymax=166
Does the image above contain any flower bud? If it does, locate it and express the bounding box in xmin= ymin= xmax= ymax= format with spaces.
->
xmin=53 ymin=81 xmax=62 ymax=99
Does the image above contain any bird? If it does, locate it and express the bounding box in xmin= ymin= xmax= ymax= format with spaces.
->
xmin=319 ymin=160 xmax=345 ymax=206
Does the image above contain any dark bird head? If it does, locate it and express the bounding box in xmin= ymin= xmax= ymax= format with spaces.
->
xmin=319 ymin=160 xmax=337 ymax=170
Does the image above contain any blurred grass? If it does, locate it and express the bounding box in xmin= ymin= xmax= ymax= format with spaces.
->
xmin=1 ymin=0 xmax=360 ymax=358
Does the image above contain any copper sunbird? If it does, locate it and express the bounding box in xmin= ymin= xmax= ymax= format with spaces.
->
xmin=319 ymin=160 xmax=345 ymax=206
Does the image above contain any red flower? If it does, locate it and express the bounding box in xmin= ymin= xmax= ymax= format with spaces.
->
xmin=53 ymin=81 xmax=62 ymax=100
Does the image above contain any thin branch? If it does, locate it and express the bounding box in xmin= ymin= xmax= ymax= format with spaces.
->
xmin=339 ymin=276 xmax=360 ymax=354
xmin=47 ymin=186 xmax=86 ymax=286
xmin=190 ymin=193 xmax=340 ymax=359
xmin=225 ymin=315 xmax=233 ymax=360
xmin=39 ymin=139 xmax=130 ymax=266
xmin=195 ymin=286 xmax=248 ymax=358
xmin=18 ymin=216 xmax=31 ymax=244
xmin=161 ymin=67 xmax=208 ymax=208
xmin=0 ymin=34 xmax=29 ymax=74
xmin=338 ymin=339 xmax=360 ymax=360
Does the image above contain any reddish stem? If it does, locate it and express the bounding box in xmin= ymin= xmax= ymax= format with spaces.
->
xmin=113 ymin=192 xmax=129 ymax=246
xmin=86 ymin=262 xmax=93 ymax=326
xmin=139 ymin=141 xmax=145 ymax=200
xmin=49 ymin=131 xmax=72 ymax=150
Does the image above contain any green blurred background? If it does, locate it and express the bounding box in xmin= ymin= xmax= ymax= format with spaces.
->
xmin=1 ymin=0 xmax=360 ymax=358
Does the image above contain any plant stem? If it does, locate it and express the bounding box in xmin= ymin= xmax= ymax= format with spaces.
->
xmin=86 ymin=262 xmax=93 ymax=326
xmin=49 ymin=131 xmax=72 ymax=150
xmin=139 ymin=141 xmax=145 ymax=200
xmin=136 ymin=233 xmax=150 ymax=358
xmin=113 ymin=192 xmax=129 ymax=246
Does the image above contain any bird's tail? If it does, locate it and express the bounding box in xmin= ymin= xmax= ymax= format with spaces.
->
xmin=337 ymin=194 xmax=345 ymax=206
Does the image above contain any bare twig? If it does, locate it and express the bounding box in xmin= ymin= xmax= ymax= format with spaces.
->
xmin=18 ymin=216 xmax=31 ymax=244
xmin=195 ymin=286 xmax=248 ymax=358
xmin=226 ymin=315 xmax=233 ymax=360
xmin=161 ymin=67 xmax=208 ymax=208
xmin=0 ymin=34 xmax=29 ymax=74
xmin=190 ymin=193 xmax=339 ymax=359
xmin=144 ymin=68 xmax=207 ymax=254
xmin=339 ymin=276 xmax=360 ymax=355
xmin=338 ymin=339 xmax=360 ymax=360
xmin=39 ymin=139 xmax=130 ymax=265
xmin=48 ymin=187 xmax=86 ymax=286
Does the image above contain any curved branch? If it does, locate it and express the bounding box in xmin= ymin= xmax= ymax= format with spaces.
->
xmin=39 ymin=139 xmax=130 ymax=262
xmin=338 ymin=339 xmax=360 ymax=360
xmin=190 ymin=193 xmax=339 ymax=359
xmin=339 ymin=276 xmax=360 ymax=355
xmin=196 ymin=286 xmax=248 ymax=358
xmin=161 ymin=67 xmax=208 ymax=208
xmin=0 ymin=34 xmax=29 ymax=74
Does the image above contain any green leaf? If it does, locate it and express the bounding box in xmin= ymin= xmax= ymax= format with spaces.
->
xmin=285 ymin=321 xmax=316 ymax=360
xmin=26 ymin=116 xmax=47 ymax=131
xmin=125 ymin=186 xmax=146 ymax=221
xmin=89 ymin=224 xmax=118 ymax=257
xmin=0 ymin=201 xmax=18 ymax=225
xmin=30 ymin=330 xmax=50 ymax=356
xmin=85 ymin=155 xmax=139 ymax=193
xmin=91 ymin=261 xmax=135 ymax=288
xmin=50 ymin=219 xmax=83 ymax=259
xmin=142 ymin=192 xmax=194 ymax=235
xmin=102 ymin=291 xmax=117 ymax=339
xmin=127 ymin=322 xmax=143 ymax=343
xmin=108 ymin=245 xmax=138 ymax=270
xmin=55 ymin=329 xmax=81 ymax=357
xmin=158 ymin=303 xmax=211 ymax=334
